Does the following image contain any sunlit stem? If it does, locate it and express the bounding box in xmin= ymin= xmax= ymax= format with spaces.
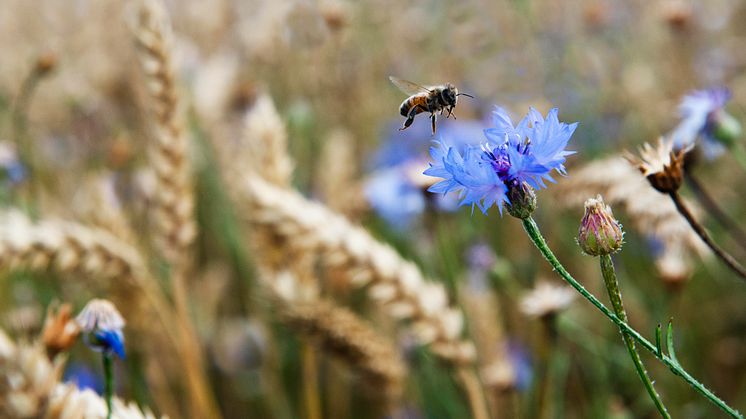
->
xmin=599 ymin=254 xmax=670 ymax=418
xmin=103 ymin=353 xmax=114 ymax=419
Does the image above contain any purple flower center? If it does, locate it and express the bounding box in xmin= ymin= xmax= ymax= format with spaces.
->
xmin=484 ymin=144 xmax=511 ymax=179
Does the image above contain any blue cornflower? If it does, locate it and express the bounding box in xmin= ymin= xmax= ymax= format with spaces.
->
xmin=424 ymin=106 xmax=577 ymax=214
xmin=75 ymin=299 xmax=126 ymax=359
xmin=670 ymin=87 xmax=734 ymax=160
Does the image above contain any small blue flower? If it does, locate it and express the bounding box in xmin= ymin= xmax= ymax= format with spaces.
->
xmin=75 ymin=299 xmax=126 ymax=359
xmin=364 ymin=166 xmax=426 ymax=228
xmin=425 ymin=106 xmax=577 ymax=214
xmin=670 ymin=87 xmax=731 ymax=160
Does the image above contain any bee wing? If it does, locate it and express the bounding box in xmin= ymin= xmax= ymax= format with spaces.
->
xmin=389 ymin=76 xmax=432 ymax=95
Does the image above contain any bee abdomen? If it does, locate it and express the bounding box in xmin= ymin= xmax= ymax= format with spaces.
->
xmin=399 ymin=99 xmax=411 ymax=116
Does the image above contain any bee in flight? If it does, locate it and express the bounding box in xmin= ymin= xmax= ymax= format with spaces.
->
xmin=389 ymin=76 xmax=473 ymax=135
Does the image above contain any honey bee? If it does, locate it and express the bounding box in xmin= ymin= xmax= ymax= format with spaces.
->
xmin=390 ymin=76 xmax=473 ymax=135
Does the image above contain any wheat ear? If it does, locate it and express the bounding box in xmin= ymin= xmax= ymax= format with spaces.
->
xmin=0 ymin=329 xmax=160 ymax=419
xmin=132 ymin=2 xmax=219 ymax=417
xmin=241 ymin=176 xmax=475 ymax=365
xmin=0 ymin=210 xmax=145 ymax=289
xmin=132 ymin=0 xmax=196 ymax=264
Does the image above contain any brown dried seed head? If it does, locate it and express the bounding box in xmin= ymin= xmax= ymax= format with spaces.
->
xmin=42 ymin=303 xmax=80 ymax=359
xmin=627 ymin=137 xmax=688 ymax=193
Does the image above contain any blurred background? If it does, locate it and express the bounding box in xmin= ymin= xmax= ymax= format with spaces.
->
xmin=1 ymin=0 xmax=746 ymax=418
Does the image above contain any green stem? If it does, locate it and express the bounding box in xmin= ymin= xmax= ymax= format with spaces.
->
xmin=103 ymin=353 xmax=114 ymax=419
xmin=520 ymin=216 xmax=742 ymax=418
xmin=600 ymin=254 xmax=670 ymax=418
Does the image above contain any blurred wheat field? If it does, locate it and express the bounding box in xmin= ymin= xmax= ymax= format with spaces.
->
xmin=2 ymin=0 xmax=746 ymax=418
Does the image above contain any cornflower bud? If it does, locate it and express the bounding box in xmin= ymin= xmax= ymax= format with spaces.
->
xmin=578 ymin=195 xmax=624 ymax=256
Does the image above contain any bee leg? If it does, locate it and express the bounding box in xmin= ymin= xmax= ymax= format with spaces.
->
xmin=430 ymin=113 xmax=437 ymax=135
xmin=399 ymin=106 xmax=419 ymax=131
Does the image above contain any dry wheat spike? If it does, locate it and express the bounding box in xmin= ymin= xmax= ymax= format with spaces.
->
xmin=0 ymin=210 xmax=146 ymax=288
xmin=132 ymin=0 xmax=196 ymax=264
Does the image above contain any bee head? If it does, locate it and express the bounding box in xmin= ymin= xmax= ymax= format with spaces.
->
xmin=441 ymin=83 xmax=458 ymax=106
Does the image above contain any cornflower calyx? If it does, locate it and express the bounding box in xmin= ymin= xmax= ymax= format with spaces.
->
xmin=628 ymin=137 xmax=688 ymax=193
xmin=75 ymin=299 xmax=126 ymax=359
xmin=505 ymin=180 xmax=537 ymax=219
xmin=578 ymin=195 xmax=624 ymax=256
xmin=425 ymin=106 xmax=577 ymax=214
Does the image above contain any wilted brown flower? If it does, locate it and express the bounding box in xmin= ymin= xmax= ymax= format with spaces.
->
xmin=41 ymin=303 xmax=80 ymax=359
xmin=627 ymin=137 xmax=689 ymax=194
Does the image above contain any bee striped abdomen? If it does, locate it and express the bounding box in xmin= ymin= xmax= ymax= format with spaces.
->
xmin=400 ymin=95 xmax=428 ymax=116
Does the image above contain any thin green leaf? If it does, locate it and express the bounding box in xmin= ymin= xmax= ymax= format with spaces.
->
xmin=667 ymin=319 xmax=680 ymax=366
xmin=655 ymin=324 xmax=663 ymax=358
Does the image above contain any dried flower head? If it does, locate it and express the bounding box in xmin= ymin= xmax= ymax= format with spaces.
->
xmin=627 ymin=137 xmax=688 ymax=193
xmin=578 ymin=195 xmax=624 ymax=256
xmin=41 ymin=303 xmax=80 ymax=359
xmin=75 ymin=299 xmax=125 ymax=359
xmin=519 ymin=281 xmax=576 ymax=318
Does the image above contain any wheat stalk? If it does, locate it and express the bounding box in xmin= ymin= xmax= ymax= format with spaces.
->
xmin=0 ymin=329 xmax=159 ymax=419
xmin=132 ymin=0 xmax=196 ymax=265
xmin=239 ymin=176 xmax=475 ymax=365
